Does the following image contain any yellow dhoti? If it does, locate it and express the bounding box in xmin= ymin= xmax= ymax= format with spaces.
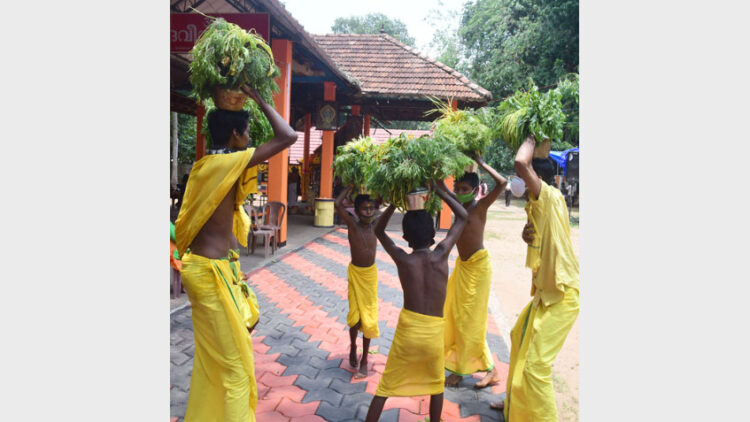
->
xmin=181 ymin=252 xmax=258 ymax=422
xmin=443 ymin=248 xmax=494 ymax=375
xmin=174 ymin=148 xmax=261 ymax=422
xmin=375 ymin=309 xmax=444 ymax=397
xmin=505 ymin=288 xmax=579 ymax=422
xmin=346 ymin=263 xmax=380 ymax=339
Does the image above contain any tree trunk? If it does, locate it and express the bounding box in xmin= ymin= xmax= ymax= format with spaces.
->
xmin=171 ymin=112 xmax=179 ymax=187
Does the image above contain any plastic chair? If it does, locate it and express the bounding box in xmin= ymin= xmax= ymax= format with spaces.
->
xmin=260 ymin=201 xmax=286 ymax=250
xmin=245 ymin=204 xmax=276 ymax=258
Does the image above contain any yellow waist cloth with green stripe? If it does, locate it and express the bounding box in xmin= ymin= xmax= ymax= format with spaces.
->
xmin=443 ymin=248 xmax=494 ymax=375
xmin=175 ymin=148 xmax=258 ymax=257
xmin=375 ymin=309 xmax=445 ymax=397
xmin=346 ymin=263 xmax=380 ymax=339
xmin=181 ymin=252 xmax=258 ymax=422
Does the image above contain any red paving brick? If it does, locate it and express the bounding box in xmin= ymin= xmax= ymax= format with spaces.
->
xmin=383 ymin=396 xmax=421 ymax=414
xmin=255 ymin=396 xmax=282 ymax=414
xmin=259 ymin=372 xmax=298 ymax=388
xmin=253 ymin=411 xmax=290 ymax=422
xmin=289 ymin=415 xmax=327 ymax=422
xmin=170 ymin=230 xmax=505 ymax=421
xmin=262 ymin=384 xmax=307 ymax=404
xmin=276 ymin=397 xmax=320 ymax=418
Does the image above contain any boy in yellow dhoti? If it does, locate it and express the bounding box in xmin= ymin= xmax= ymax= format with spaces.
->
xmin=175 ymin=86 xmax=297 ymax=422
xmin=334 ymin=186 xmax=381 ymax=378
xmin=490 ymin=137 xmax=579 ymax=421
xmin=439 ymin=155 xmax=508 ymax=388
xmin=365 ymin=183 xmax=468 ymax=422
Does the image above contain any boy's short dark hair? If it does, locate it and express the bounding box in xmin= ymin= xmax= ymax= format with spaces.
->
xmin=354 ymin=194 xmax=375 ymax=210
xmin=207 ymin=109 xmax=250 ymax=148
xmin=402 ymin=210 xmax=436 ymax=249
xmin=457 ymin=172 xmax=480 ymax=189
xmin=531 ymin=158 xmax=556 ymax=185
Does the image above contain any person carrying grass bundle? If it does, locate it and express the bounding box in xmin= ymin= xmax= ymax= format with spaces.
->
xmin=174 ymin=86 xmax=297 ymax=422
xmin=438 ymin=154 xmax=508 ymax=389
xmin=365 ymin=182 xmax=469 ymax=422
xmin=334 ymin=185 xmax=381 ymax=379
xmin=490 ymin=137 xmax=579 ymax=421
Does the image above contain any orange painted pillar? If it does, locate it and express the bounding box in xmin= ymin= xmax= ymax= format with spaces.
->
xmin=320 ymin=81 xmax=336 ymax=198
xmin=268 ymin=39 xmax=292 ymax=245
xmin=195 ymin=103 xmax=206 ymax=160
xmin=438 ymin=100 xmax=459 ymax=230
xmin=364 ymin=114 xmax=370 ymax=136
xmin=302 ymin=113 xmax=311 ymax=200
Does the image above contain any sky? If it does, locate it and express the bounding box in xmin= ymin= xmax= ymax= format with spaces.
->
xmin=280 ymin=0 xmax=467 ymax=58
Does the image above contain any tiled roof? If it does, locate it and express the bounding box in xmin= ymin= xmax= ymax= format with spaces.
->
xmin=288 ymin=128 xmax=432 ymax=164
xmin=289 ymin=129 xmax=323 ymax=164
xmin=368 ymin=128 xmax=432 ymax=144
xmin=313 ymin=34 xmax=492 ymax=104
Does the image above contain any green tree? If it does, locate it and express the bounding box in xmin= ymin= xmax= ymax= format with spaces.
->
xmin=459 ymin=0 xmax=578 ymax=99
xmin=331 ymin=13 xmax=416 ymax=47
xmin=424 ymin=1 xmax=465 ymax=70
xmin=172 ymin=112 xmax=196 ymax=165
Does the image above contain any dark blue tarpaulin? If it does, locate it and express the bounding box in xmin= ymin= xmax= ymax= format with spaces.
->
xmin=549 ymin=147 xmax=579 ymax=176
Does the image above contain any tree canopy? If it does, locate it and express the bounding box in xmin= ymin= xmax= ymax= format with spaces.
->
xmin=331 ymin=13 xmax=416 ymax=47
xmin=459 ymin=0 xmax=578 ymax=99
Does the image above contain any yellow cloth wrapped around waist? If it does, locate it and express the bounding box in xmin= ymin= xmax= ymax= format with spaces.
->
xmin=180 ymin=252 xmax=257 ymax=422
xmin=175 ymin=148 xmax=258 ymax=257
xmin=228 ymin=249 xmax=260 ymax=330
xmin=443 ymin=248 xmax=494 ymax=375
xmin=376 ymin=309 xmax=445 ymax=397
xmin=505 ymin=287 xmax=579 ymax=422
xmin=346 ymin=263 xmax=379 ymax=339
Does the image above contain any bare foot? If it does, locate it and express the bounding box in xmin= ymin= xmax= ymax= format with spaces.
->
xmin=355 ymin=357 xmax=369 ymax=378
xmin=490 ymin=401 xmax=504 ymax=410
xmin=474 ymin=367 xmax=502 ymax=388
xmin=445 ymin=373 xmax=462 ymax=387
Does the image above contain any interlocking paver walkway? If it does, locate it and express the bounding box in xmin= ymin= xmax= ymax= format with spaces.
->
xmin=171 ymin=228 xmax=508 ymax=421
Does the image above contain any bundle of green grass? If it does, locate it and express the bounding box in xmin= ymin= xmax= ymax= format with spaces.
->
xmin=430 ymin=98 xmax=494 ymax=157
xmin=494 ymin=81 xmax=566 ymax=151
xmin=189 ymin=18 xmax=281 ymax=104
xmin=368 ymin=133 xmax=471 ymax=215
xmin=333 ymin=136 xmax=379 ymax=194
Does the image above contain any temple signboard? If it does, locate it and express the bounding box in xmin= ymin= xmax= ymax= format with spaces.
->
xmin=170 ymin=13 xmax=270 ymax=53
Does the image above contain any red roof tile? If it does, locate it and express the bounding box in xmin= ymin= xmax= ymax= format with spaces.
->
xmin=313 ymin=34 xmax=491 ymax=104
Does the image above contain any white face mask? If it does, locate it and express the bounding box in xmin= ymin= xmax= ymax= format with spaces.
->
xmin=510 ymin=176 xmax=527 ymax=197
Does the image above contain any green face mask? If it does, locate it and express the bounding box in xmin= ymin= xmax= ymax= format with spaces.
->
xmin=456 ymin=191 xmax=477 ymax=204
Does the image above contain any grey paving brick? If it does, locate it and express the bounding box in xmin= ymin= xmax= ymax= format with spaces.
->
xmin=341 ymin=391 xmax=374 ymax=409
xmin=318 ymin=367 xmax=354 ymax=383
xmin=267 ymin=344 xmax=300 ymax=356
xmin=309 ymin=356 xmax=343 ymax=369
xmin=295 ymin=374 xmax=333 ymax=391
xmin=277 ymin=354 xmax=311 ymax=367
xmin=316 ymin=401 xmax=359 ymax=422
xmin=329 ymin=378 xmax=367 ymax=395
xmin=300 ymin=387 xmax=344 ymax=407
xmin=170 ymin=350 xmax=191 ymax=366
xmin=170 ymin=387 xmax=189 ymax=408
xmin=282 ymin=363 xmax=320 ymax=379
xmin=459 ymin=399 xmax=503 ymax=420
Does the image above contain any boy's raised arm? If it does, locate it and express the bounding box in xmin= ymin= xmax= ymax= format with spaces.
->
xmin=243 ymin=86 xmax=298 ymax=168
xmin=334 ymin=185 xmax=357 ymax=227
xmin=436 ymin=179 xmax=457 ymax=200
xmin=475 ymin=155 xmax=507 ymax=208
xmin=432 ymin=181 xmax=468 ymax=258
xmin=374 ymin=204 xmax=407 ymax=260
xmin=513 ymin=137 xmax=542 ymax=199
